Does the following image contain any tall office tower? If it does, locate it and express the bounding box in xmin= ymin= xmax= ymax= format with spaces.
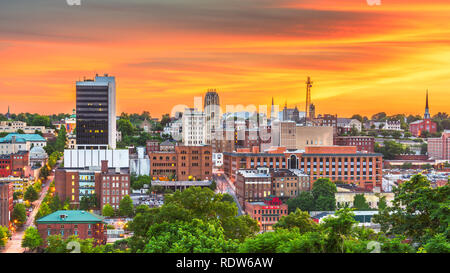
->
xmin=76 ymin=74 xmax=116 ymax=149
xmin=204 ymin=89 xmax=220 ymax=145
xmin=305 ymin=76 xmax=313 ymax=124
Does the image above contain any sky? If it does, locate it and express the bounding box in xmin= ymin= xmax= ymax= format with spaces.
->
xmin=0 ymin=0 xmax=449 ymax=118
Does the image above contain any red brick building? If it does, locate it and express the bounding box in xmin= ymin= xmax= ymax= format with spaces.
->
xmin=36 ymin=210 xmax=107 ymax=246
xmin=245 ymin=197 xmax=288 ymax=232
xmin=148 ymin=145 xmax=212 ymax=181
xmin=334 ymin=136 xmax=375 ymax=153
xmin=0 ymin=180 xmax=13 ymax=227
xmin=409 ymin=90 xmax=437 ymax=137
xmin=224 ymin=146 xmax=383 ymax=191
xmin=55 ymin=160 xmax=130 ymax=210
xmin=0 ymin=151 xmax=29 ymax=178
xmin=236 ymin=168 xmax=272 ymax=210
xmin=428 ymin=130 xmax=450 ymax=160
xmin=146 ymin=140 xmax=160 ymax=153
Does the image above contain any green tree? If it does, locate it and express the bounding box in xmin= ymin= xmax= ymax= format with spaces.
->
xmin=0 ymin=226 xmax=11 ymax=247
xmin=24 ymin=186 xmax=39 ymax=202
xmin=274 ymin=208 xmax=318 ymax=233
xmin=102 ymin=204 xmax=115 ymax=217
xmin=321 ymin=208 xmax=358 ymax=253
xmin=119 ymin=195 xmax=134 ymax=217
xmin=22 ymin=227 xmax=43 ymax=252
xmin=423 ymin=233 xmax=450 ymax=253
xmin=353 ymin=194 xmax=370 ymax=210
xmin=373 ymin=174 xmax=449 ymax=245
xmin=286 ymin=191 xmax=315 ymax=213
xmin=12 ymin=203 xmax=27 ymax=226
xmin=35 ymin=202 xmax=52 ymax=224
xmin=143 ymin=219 xmax=239 ymax=253
xmin=312 ymin=178 xmax=337 ymax=211
xmin=118 ymin=119 xmax=134 ymax=137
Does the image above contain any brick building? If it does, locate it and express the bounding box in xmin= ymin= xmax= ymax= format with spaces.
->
xmin=0 ymin=180 xmax=13 ymax=227
xmin=409 ymin=90 xmax=437 ymax=137
xmin=428 ymin=130 xmax=450 ymax=160
xmin=245 ymin=197 xmax=288 ymax=232
xmin=270 ymin=169 xmax=310 ymax=199
xmin=148 ymin=145 xmax=213 ymax=181
xmin=334 ymin=136 xmax=375 ymax=153
xmin=146 ymin=140 xmax=160 ymax=153
xmin=236 ymin=168 xmax=271 ymax=210
xmin=36 ymin=210 xmax=107 ymax=246
xmin=224 ymin=146 xmax=383 ymax=191
xmin=55 ymin=160 xmax=130 ymax=210
xmin=0 ymin=151 xmax=29 ymax=178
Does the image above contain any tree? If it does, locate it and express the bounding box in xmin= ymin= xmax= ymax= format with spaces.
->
xmin=12 ymin=203 xmax=27 ymax=226
xmin=35 ymin=202 xmax=52 ymax=224
xmin=373 ymin=174 xmax=449 ymax=245
xmin=353 ymin=194 xmax=370 ymax=210
xmin=312 ymin=178 xmax=337 ymax=211
xmin=321 ymin=208 xmax=358 ymax=253
xmin=39 ymin=166 xmax=50 ymax=180
xmin=286 ymin=191 xmax=315 ymax=213
xmin=118 ymin=119 xmax=134 ymax=137
xmin=143 ymin=219 xmax=239 ymax=253
xmin=423 ymin=233 xmax=450 ymax=253
xmin=351 ymin=114 xmax=363 ymax=122
xmin=0 ymin=226 xmax=11 ymax=247
xmin=48 ymin=193 xmax=62 ymax=212
xmin=209 ymin=180 xmax=217 ymax=191
xmin=274 ymin=209 xmax=318 ymax=233
xmin=119 ymin=195 xmax=134 ymax=217
xmin=24 ymin=186 xmax=39 ymax=202
xmin=22 ymin=227 xmax=43 ymax=252
xmin=220 ymin=215 xmax=259 ymax=242
xmin=79 ymin=195 xmax=97 ymax=211
xmin=102 ymin=204 xmax=115 ymax=217
xmin=375 ymin=140 xmax=406 ymax=160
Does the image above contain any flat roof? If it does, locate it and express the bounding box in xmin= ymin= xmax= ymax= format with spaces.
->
xmin=36 ymin=210 xmax=104 ymax=224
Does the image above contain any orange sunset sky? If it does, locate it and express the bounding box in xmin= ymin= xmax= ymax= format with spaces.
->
xmin=0 ymin=0 xmax=449 ymax=118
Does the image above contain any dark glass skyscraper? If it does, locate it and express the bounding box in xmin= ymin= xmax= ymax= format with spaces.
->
xmin=76 ymin=74 xmax=116 ymax=149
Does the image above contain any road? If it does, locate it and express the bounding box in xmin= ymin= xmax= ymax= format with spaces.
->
xmin=213 ymin=171 xmax=244 ymax=216
xmin=1 ymin=168 xmax=56 ymax=253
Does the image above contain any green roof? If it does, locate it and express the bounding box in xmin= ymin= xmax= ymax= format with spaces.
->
xmin=0 ymin=133 xmax=46 ymax=143
xmin=36 ymin=210 xmax=104 ymax=224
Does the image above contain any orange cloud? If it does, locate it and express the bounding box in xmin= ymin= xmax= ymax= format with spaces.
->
xmin=0 ymin=0 xmax=449 ymax=118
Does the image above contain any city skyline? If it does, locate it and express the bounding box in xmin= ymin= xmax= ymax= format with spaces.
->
xmin=1 ymin=0 xmax=450 ymax=117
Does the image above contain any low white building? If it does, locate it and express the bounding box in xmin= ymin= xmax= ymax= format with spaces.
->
xmin=0 ymin=133 xmax=47 ymax=155
xmin=64 ymin=148 xmax=129 ymax=168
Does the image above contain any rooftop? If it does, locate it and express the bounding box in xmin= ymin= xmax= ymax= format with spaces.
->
xmin=0 ymin=133 xmax=46 ymax=143
xmin=36 ymin=210 xmax=104 ymax=224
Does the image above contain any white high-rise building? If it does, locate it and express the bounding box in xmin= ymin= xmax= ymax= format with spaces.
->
xmin=182 ymin=108 xmax=205 ymax=146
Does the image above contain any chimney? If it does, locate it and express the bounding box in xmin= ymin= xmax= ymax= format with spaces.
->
xmin=101 ymin=160 xmax=108 ymax=173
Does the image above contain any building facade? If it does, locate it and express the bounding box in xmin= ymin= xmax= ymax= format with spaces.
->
xmin=148 ymin=145 xmax=213 ymax=181
xmin=182 ymin=108 xmax=205 ymax=146
xmin=409 ymin=90 xmax=437 ymax=137
xmin=334 ymin=136 xmax=375 ymax=153
xmin=76 ymin=74 xmax=116 ymax=149
xmin=224 ymin=146 xmax=383 ymax=191
xmin=55 ymin=160 xmax=130 ymax=209
xmin=36 ymin=210 xmax=107 ymax=246
xmin=204 ymin=89 xmax=221 ymax=145
xmin=0 ymin=180 xmax=13 ymax=227
xmin=428 ymin=130 xmax=450 ymax=160
xmin=245 ymin=197 xmax=288 ymax=232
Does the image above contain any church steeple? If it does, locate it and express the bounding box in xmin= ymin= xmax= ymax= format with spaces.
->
xmin=424 ymin=89 xmax=431 ymax=119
